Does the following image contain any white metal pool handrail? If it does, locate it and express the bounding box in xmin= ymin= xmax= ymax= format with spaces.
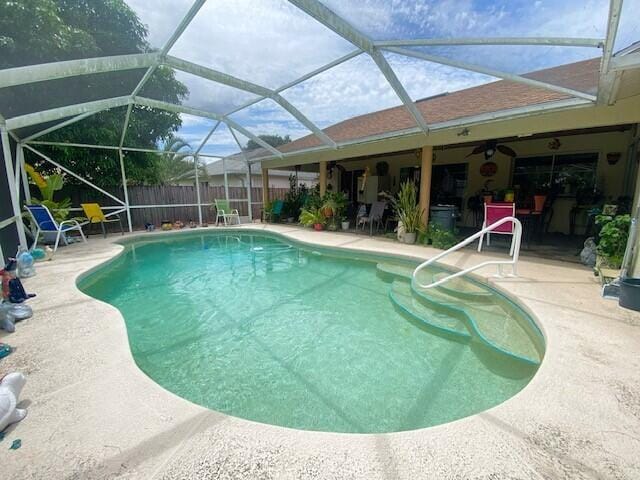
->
xmin=413 ymin=216 xmax=522 ymax=289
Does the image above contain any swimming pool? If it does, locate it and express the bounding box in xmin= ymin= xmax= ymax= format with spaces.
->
xmin=79 ymin=231 xmax=544 ymax=434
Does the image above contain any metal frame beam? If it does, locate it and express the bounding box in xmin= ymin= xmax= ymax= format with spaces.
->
xmin=610 ymin=52 xmax=640 ymax=71
xmin=0 ymin=53 xmax=158 ymax=89
xmin=195 ymin=120 xmax=221 ymax=155
xmin=375 ymin=37 xmax=604 ymax=48
xmin=5 ymin=96 xmax=132 ymax=130
xmin=385 ymin=46 xmax=597 ymax=102
xmin=129 ymin=0 xmax=207 ymax=102
xmin=1 ymin=126 xmax=28 ymax=249
xmin=287 ymin=0 xmax=429 ymax=133
xmin=597 ymin=0 xmax=624 ymax=105
xmin=22 ymin=110 xmax=100 ymax=142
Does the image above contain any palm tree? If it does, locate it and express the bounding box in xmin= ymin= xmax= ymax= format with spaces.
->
xmin=154 ymin=136 xmax=208 ymax=185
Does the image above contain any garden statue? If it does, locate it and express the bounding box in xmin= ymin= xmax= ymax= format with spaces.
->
xmin=0 ymin=372 xmax=27 ymax=432
xmin=1 ymin=259 xmax=36 ymax=303
xmin=0 ymin=303 xmax=16 ymax=333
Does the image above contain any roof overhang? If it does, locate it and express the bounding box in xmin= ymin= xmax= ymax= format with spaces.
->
xmin=258 ymin=92 xmax=640 ymax=169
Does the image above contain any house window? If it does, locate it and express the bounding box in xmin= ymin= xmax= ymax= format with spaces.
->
xmin=512 ymin=152 xmax=598 ymax=197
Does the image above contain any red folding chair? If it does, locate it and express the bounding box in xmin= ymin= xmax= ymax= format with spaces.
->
xmin=477 ymin=202 xmax=516 ymax=252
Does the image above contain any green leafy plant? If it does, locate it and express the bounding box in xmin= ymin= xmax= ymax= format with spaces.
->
xmin=321 ymin=191 xmax=347 ymax=218
xmin=24 ymin=164 xmax=72 ymax=223
xmin=422 ymin=222 xmax=459 ymax=250
xmin=283 ymin=174 xmax=308 ymax=219
xmin=391 ymin=181 xmax=423 ymax=234
xmin=299 ymin=207 xmax=326 ymax=228
xmin=303 ymin=185 xmax=323 ymax=210
xmin=595 ymin=213 xmax=631 ymax=268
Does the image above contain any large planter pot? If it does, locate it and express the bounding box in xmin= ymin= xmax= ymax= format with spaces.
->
xmin=402 ymin=232 xmax=416 ymax=244
xmin=341 ymin=221 xmax=350 ymax=231
xmin=533 ymin=195 xmax=547 ymax=212
xmin=313 ymin=223 xmax=324 ymax=231
xmin=620 ymin=278 xmax=640 ymax=311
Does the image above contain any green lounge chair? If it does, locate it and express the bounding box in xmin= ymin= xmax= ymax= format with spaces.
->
xmin=214 ymin=199 xmax=240 ymax=226
xmin=263 ymin=199 xmax=284 ymax=223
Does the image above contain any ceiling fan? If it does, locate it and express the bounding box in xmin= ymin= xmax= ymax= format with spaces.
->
xmin=466 ymin=140 xmax=517 ymax=160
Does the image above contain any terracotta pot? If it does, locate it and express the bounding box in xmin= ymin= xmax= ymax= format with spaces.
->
xmin=313 ymin=223 xmax=324 ymax=231
xmin=533 ymin=195 xmax=547 ymax=212
xmin=483 ymin=194 xmax=493 ymax=205
xmin=322 ymin=207 xmax=333 ymax=217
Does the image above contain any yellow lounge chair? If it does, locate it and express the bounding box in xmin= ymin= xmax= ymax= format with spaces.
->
xmin=81 ymin=203 xmax=124 ymax=238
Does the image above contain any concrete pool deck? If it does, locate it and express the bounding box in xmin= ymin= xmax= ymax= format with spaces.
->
xmin=1 ymin=224 xmax=640 ymax=479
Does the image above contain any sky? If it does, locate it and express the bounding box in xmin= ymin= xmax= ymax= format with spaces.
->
xmin=126 ymin=0 xmax=640 ymax=157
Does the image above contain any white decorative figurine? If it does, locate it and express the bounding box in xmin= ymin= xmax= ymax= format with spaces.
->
xmin=0 ymin=372 xmax=27 ymax=432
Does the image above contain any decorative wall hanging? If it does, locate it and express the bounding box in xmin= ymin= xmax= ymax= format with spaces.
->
xmin=479 ymin=161 xmax=498 ymax=177
xmin=548 ymin=138 xmax=561 ymax=150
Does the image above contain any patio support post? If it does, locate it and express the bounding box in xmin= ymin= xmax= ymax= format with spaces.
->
xmin=17 ymin=145 xmax=30 ymax=204
xmin=118 ymin=149 xmax=133 ymax=232
xmin=223 ymin=157 xmax=229 ymax=202
xmin=262 ymin=168 xmax=270 ymax=220
xmin=1 ymin=127 xmax=28 ymax=250
xmin=246 ymin=162 xmax=253 ymax=222
xmin=194 ymin=154 xmax=203 ymax=225
xmin=319 ymin=160 xmax=327 ymax=197
xmin=419 ymin=146 xmax=433 ymax=228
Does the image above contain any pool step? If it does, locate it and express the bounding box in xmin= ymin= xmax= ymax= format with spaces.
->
xmin=412 ymin=285 xmax=542 ymax=366
xmin=379 ymin=263 xmax=542 ymax=366
xmin=389 ymin=281 xmax=470 ymax=341
xmin=430 ymin=272 xmax=493 ymax=301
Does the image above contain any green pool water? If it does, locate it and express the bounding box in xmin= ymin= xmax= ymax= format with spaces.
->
xmin=79 ymin=231 xmax=544 ymax=433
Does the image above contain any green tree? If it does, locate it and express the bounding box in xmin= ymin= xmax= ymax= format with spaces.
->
xmin=153 ymin=136 xmax=208 ymax=185
xmin=0 ymin=0 xmax=188 ymax=186
xmin=245 ymin=134 xmax=291 ymax=151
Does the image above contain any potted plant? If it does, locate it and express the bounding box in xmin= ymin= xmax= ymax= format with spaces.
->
xmin=533 ymin=186 xmax=548 ymax=212
xmin=283 ymin=174 xmax=308 ymax=222
xmin=299 ymin=207 xmax=326 ymax=231
xmin=423 ymin=222 xmax=458 ymax=249
xmin=391 ymin=181 xmax=423 ymax=244
xmin=320 ymin=191 xmax=347 ymax=219
xmin=595 ymin=213 xmax=631 ymax=276
xmin=341 ymin=217 xmax=350 ymax=230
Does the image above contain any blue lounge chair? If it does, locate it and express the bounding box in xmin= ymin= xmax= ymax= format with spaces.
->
xmin=25 ymin=204 xmax=86 ymax=253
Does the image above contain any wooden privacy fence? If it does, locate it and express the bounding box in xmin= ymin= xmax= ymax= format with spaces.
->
xmin=63 ymin=185 xmax=290 ymax=229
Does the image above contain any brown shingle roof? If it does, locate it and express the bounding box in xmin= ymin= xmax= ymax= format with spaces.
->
xmin=279 ymin=58 xmax=600 ymax=154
